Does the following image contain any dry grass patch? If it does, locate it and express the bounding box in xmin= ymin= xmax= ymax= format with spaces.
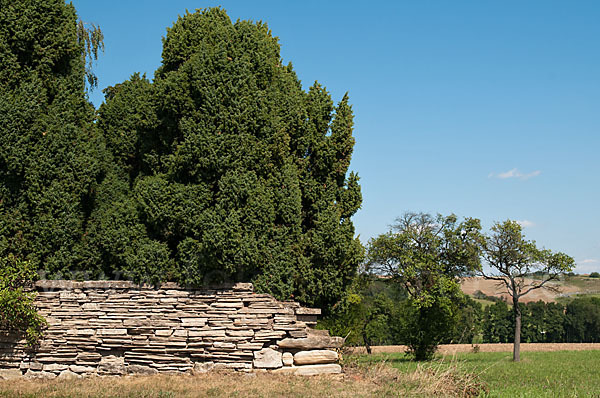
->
xmin=343 ymin=355 xmax=485 ymax=397
xmin=0 ymin=362 xmax=484 ymax=398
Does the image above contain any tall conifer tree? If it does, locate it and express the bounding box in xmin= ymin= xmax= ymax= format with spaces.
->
xmin=98 ymin=8 xmax=363 ymax=309
xmin=0 ymin=0 xmax=104 ymax=277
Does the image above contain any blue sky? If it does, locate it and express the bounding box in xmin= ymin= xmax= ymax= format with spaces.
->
xmin=71 ymin=1 xmax=599 ymax=273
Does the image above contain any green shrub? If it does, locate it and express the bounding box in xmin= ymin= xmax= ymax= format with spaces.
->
xmin=589 ymin=272 xmax=600 ymax=278
xmin=0 ymin=255 xmax=46 ymax=346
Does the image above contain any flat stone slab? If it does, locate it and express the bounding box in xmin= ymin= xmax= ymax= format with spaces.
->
xmin=293 ymin=350 xmax=338 ymax=365
xmin=278 ymin=334 xmax=344 ymax=350
xmin=295 ymin=364 xmax=342 ymax=376
xmin=272 ymin=364 xmax=342 ymax=376
xmin=253 ymin=348 xmax=282 ymax=369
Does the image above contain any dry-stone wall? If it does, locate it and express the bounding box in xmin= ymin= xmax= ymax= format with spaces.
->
xmin=0 ymin=281 xmax=343 ymax=380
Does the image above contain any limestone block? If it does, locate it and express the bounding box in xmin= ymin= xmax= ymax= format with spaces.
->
xmin=58 ymin=370 xmax=81 ymax=380
xmin=193 ymin=361 xmax=215 ymax=374
xmin=282 ymin=352 xmax=293 ymax=366
xmin=293 ymin=350 xmax=338 ymax=365
xmin=160 ymin=298 xmax=179 ymax=304
xmin=59 ymin=291 xmax=87 ymax=301
xmin=212 ymin=362 xmax=252 ymax=371
xmin=29 ymin=362 xmax=43 ymax=371
xmin=212 ymin=301 xmax=243 ymax=308
xmin=155 ymin=329 xmax=173 ymax=337
xmin=295 ymin=364 xmax=342 ymax=376
xmin=181 ymin=318 xmax=207 ymax=327
xmin=67 ymin=329 xmax=95 ymax=336
xmin=211 ymin=342 xmax=236 ymax=350
xmin=69 ymin=365 xmax=96 ymax=373
xmin=288 ymin=329 xmax=308 ymax=338
xmin=278 ymin=330 xmax=344 ymax=350
xmin=76 ymin=352 xmax=102 ymax=362
xmin=295 ymin=307 xmax=321 ymax=315
xmin=233 ymin=283 xmax=253 ymax=291
xmin=99 ymin=328 xmax=127 ymax=335
xmin=97 ymin=355 xmax=125 ymax=375
xmin=43 ymin=363 xmax=69 ymax=372
xmin=237 ymin=342 xmax=263 ymax=350
xmin=81 ymin=302 xmax=100 ymax=310
xmin=253 ymin=348 xmax=282 ymax=369
xmin=188 ymin=329 xmax=225 ymax=337
xmin=271 ymin=366 xmax=297 ymax=374
xmin=127 ymin=365 xmax=158 ymax=375
xmin=24 ymin=370 xmax=56 ymax=379
xmin=0 ymin=369 xmax=22 ymax=380
xmin=226 ymin=329 xmax=254 ymax=337
xmin=253 ymin=330 xmax=286 ymax=340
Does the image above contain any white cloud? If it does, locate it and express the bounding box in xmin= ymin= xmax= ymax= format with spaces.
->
xmin=489 ymin=168 xmax=541 ymax=180
xmin=516 ymin=220 xmax=535 ymax=228
xmin=575 ymin=258 xmax=600 ymax=274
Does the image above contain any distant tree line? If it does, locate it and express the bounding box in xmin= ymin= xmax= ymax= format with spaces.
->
xmin=322 ymin=283 xmax=600 ymax=347
xmin=481 ymin=298 xmax=600 ymax=344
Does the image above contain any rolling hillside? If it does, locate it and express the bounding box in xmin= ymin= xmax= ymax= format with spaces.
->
xmin=461 ymin=275 xmax=600 ymax=303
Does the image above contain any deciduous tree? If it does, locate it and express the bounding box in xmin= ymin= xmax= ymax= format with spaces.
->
xmin=479 ymin=220 xmax=574 ymax=361
xmin=367 ymin=212 xmax=481 ymax=360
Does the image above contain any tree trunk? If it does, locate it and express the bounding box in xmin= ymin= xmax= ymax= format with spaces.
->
xmin=513 ymin=297 xmax=521 ymax=362
xmin=362 ymin=326 xmax=372 ymax=355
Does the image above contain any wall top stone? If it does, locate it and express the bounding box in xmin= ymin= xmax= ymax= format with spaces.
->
xmin=34 ymin=280 xmax=254 ymax=292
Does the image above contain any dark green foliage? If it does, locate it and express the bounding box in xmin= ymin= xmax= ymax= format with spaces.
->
xmin=448 ymin=295 xmax=484 ymax=344
xmin=589 ymin=272 xmax=600 ymax=278
xmin=95 ymin=8 xmax=362 ymax=309
xmin=0 ymin=255 xmax=46 ymax=346
xmin=482 ymin=301 xmax=513 ymax=343
xmin=366 ymin=212 xmax=482 ymax=360
xmin=321 ymin=275 xmax=484 ymax=352
xmin=97 ymin=73 xmax=156 ymax=177
xmin=479 ymin=298 xmax=600 ymax=344
xmin=318 ymin=276 xmax=406 ymax=350
xmin=564 ymin=297 xmax=600 ymax=343
xmin=0 ymin=0 xmax=104 ymax=277
xmin=521 ymin=301 xmax=565 ymax=343
xmin=395 ymin=288 xmax=463 ymax=360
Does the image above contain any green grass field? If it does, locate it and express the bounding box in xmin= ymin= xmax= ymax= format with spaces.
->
xmin=359 ymin=350 xmax=600 ymax=397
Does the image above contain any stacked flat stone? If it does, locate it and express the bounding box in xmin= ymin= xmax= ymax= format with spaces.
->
xmin=0 ymin=281 xmax=343 ymax=380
